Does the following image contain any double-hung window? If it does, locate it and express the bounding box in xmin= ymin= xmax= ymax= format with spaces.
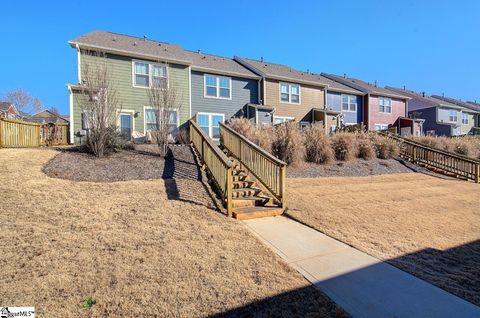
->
xmin=134 ymin=62 xmax=150 ymax=87
xmin=133 ymin=61 xmax=168 ymax=88
xmin=204 ymin=74 xmax=231 ymax=99
xmin=280 ymin=83 xmax=300 ymax=104
xmin=273 ymin=116 xmax=294 ymax=125
xmin=153 ymin=64 xmax=167 ymax=88
xmin=379 ymin=97 xmax=392 ymax=113
xmin=461 ymin=112 xmax=468 ymax=124
xmin=449 ymin=109 xmax=458 ymax=122
xmin=197 ymin=113 xmax=225 ymax=139
xmin=144 ymin=108 xmax=178 ymax=134
xmin=342 ymin=95 xmax=357 ymax=112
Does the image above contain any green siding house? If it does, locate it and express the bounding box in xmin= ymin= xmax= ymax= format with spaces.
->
xmin=68 ymin=31 xmax=192 ymax=144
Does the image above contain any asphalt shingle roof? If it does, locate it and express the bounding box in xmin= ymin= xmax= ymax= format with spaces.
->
xmin=385 ymin=87 xmax=460 ymax=109
xmin=322 ymin=73 xmax=410 ymax=100
xmin=432 ymin=95 xmax=480 ymax=113
xmin=236 ymin=58 xmax=363 ymax=95
xmin=70 ymin=31 xmax=258 ymax=78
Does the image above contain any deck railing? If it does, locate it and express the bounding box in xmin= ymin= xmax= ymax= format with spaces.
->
xmin=189 ymin=120 xmax=234 ymax=215
xmin=380 ymin=131 xmax=480 ymax=183
xmin=220 ymin=122 xmax=287 ymax=207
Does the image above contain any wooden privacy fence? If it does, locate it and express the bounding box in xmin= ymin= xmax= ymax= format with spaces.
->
xmin=380 ymin=131 xmax=480 ymax=183
xmin=0 ymin=118 xmax=69 ymax=147
xmin=220 ymin=122 xmax=287 ymax=207
xmin=189 ymin=120 xmax=235 ymax=215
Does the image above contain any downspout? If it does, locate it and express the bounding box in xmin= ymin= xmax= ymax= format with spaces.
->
xmin=76 ymin=44 xmax=81 ymax=83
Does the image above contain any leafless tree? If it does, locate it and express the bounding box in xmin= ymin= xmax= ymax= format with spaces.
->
xmin=3 ymin=88 xmax=43 ymax=115
xmin=48 ymin=106 xmax=60 ymax=115
xmin=80 ymin=51 xmax=121 ymax=157
xmin=148 ymin=71 xmax=181 ymax=157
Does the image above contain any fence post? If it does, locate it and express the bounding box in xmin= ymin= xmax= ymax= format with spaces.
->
xmin=280 ymin=164 xmax=287 ymax=209
xmin=476 ymin=163 xmax=480 ymax=184
xmin=412 ymin=145 xmax=417 ymax=163
xmin=226 ymin=166 xmax=233 ymax=217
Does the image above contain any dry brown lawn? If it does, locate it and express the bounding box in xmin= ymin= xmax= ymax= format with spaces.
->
xmin=0 ymin=148 xmax=347 ymax=317
xmin=286 ymin=173 xmax=480 ymax=306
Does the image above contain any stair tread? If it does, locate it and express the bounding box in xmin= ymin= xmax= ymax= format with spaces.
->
xmin=233 ymin=206 xmax=284 ymax=213
xmin=232 ymin=195 xmax=269 ymax=201
xmin=232 ymin=187 xmax=262 ymax=192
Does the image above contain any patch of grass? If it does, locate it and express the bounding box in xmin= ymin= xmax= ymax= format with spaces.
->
xmin=82 ymin=296 xmax=96 ymax=309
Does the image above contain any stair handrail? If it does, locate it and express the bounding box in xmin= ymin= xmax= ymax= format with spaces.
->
xmin=220 ymin=122 xmax=287 ymax=207
xmin=189 ymin=120 xmax=234 ymax=215
xmin=379 ymin=131 xmax=480 ymax=183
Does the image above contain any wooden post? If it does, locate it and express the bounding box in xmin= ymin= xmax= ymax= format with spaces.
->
xmin=280 ymin=164 xmax=287 ymax=209
xmin=226 ymin=166 xmax=233 ymax=217
xmin=412 ymin=145 xmax=417 ymax=163
xmin=475 ymin=163 xmax=480 ymax=184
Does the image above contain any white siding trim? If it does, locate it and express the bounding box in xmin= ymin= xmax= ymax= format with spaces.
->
xmin=76 ymin=44 xmax=81 ymax=83
xmin=188 ymin=66 xmax=192 ymax=119
xmin=68 ymin=85 xmax=74 ymax=144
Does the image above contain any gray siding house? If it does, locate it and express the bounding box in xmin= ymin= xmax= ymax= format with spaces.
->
xmin=186 ymin=51 xmax=260 ymax=139
xmin=387 ymin=87 xmax=479 ymax=136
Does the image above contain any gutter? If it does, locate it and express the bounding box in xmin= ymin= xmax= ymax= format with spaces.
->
xmin=70 ymin=41 xmax=193 ymax=66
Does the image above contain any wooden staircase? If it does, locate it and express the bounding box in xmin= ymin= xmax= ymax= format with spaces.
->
xmin=226 ymin=151 xmax=284 ymax=220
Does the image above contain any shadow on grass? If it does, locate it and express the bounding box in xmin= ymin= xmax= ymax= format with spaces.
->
xmin=210 ymin=239 xmax=480 ymax=317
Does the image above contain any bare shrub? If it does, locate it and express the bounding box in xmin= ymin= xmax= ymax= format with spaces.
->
xmin=331 ymin=132 xmax=357 ymax=161
xmin=175 ymin=127 xmax=190 ymax=144
xmin=272 ymin=121 xmax=304 ymax=165
xmin=228 ymin=117 xmax=255 ymax=138
xmin=148 ymin=78 xmax=181 ymax=157
xmin=227 ymin=118 xmax=273 ymax=153
xmin=80 ymin=51 xmax=122 ymax=157
xmin=412 ymin=135 xmax=480 ymax=159
xmin=372 ymin=135 xmax=400 ymax=159
xmin=356 ymin=132 xmax=376 ymax=160
xmin=303 ymin=124 xmax=334 ymax=164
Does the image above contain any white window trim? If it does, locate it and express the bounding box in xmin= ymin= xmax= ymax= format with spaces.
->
xmin=273 ymin=115 xmax=294 ymax=124
xmin=378 ymin=97 xmax=392 ymax=114
xmin=143 ymin=106 xmax=179 ymax=134
xmin=448 ymin=109 xmax=458 ymax=123
xmin=461 ymin=112 xmax=468 ymax=124
xmin=197 ymin=112 xmax=225 ymax=140
xmin=132 ymin=59 xmax=169 ymax=89
xmin=117 ymin=109 xmax=136 ymax=132
xmin=279 ymin=82 xmax=301 ymax=104
xmin=203 ymin=74 xmax=232 ymax=100
xmin=341 ymin=94 xmax=357 ymax=112
xmin=374 ymin=124 xmax=389 ymax=131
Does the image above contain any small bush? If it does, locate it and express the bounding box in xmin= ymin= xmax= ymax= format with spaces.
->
xmin=331 ymin=133 xmax=357 ymax=161
xmin=250 ymin=125 xmax=273 ymax=154
xmin=82 ymin=296 xmax=96 ymax=309
xmin=303 ymin=124 xmax=334 ymax=164
xmin=451 ymin=139 xmax=471 ymax=156
xmin=372 ymin=135 xmax=400 ymax=159
xmin=175 ymin=127 xmax=190 ymax=144
xmin=272 ymin=121 xmax=304 ymax=165
xmin=356 ymin=132 xmax=376 ymax=160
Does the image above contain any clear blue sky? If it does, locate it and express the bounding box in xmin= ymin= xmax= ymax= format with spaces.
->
xmin=1 ymin=0 xmax=479 ymax=115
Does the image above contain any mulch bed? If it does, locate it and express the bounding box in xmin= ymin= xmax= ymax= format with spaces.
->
xmin=288 ymin=158 xmax=414 ymax=178
xmin=43 ymin=144 xmax=200 ymax=182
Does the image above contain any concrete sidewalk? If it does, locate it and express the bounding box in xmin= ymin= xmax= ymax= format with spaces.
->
xmin=243 ymin=216 xmax=480 ymax=318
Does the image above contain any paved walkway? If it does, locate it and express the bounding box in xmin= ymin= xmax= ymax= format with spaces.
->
xmin=243 ymin=216 xmax=480 ymax=318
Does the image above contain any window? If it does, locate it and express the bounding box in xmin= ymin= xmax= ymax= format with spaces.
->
xmin=133 ymin=60 xmax=168 ymax=88
xmin=280 ymin=83 xmax=300 ymax=104
xmin=134 ymin=62 xmax=149 ymax=87
xmin=273 ymin=116 xmax=294 ymax=125
xmin=449 ymin=109 xmax=458 ymax=122
xmin=342 ymin=95 xmax=357 ymax=112
xmin=374 ymin=124 xmax=389 ymax=131
xmin=300 ymin=121 xmax=310 ymax=130
xmin=197 ymin=113 xmax=225 ymax=139
xmin=153 ymin=64 xmax=167 ymax=88
xmin=461 ymin=112 xmax=468 ymax=124
xmin=81 ymin=111 xmax=91 ymax=130
xmin=144 ymin=108 xmax=178 ymax=134
xmin=204 ymin=74 xmax=231 ymax=99
xmin=379 ymin=97 xmax=392 ymax=113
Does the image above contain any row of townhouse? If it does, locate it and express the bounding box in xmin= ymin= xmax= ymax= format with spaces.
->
xmin=67 ymin=31 xmax=479 ymax=143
